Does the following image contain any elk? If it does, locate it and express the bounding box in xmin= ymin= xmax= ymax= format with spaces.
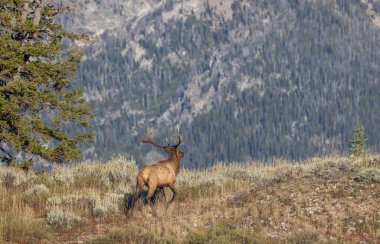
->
xmin=126 ymin=129 xmax=184 ymax=215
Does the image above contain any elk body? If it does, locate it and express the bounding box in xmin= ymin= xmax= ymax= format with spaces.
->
xmin=126 ymin=130 xmax=184 ymax=214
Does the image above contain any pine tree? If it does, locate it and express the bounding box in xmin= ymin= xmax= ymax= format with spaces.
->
xmin=350 ymin=122 xmax=366 ymax=158
xmin=0 ymin=0 xmax=93 ymax=164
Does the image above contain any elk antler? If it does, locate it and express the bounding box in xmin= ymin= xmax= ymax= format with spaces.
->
xmin=141 ymin=128 xmax=183 ymax=148
xmin=172 ymin=131 xmax=183 ymax=148
xmin=141 ymin=128 xmax=166 ymax=148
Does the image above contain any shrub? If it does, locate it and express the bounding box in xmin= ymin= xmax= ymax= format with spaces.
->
xmin=49 ymin=172 xmax=75 ymax=186
xmin=89 ymin=225 xmax=175 ymax=243
xmin=354 ymin=168 xmax=380 ymax=183
xmin=2 ymin=172 xmax=16 ymax=188
xmin=10 ymin=159 xmax=33 ymax=172
xmin=23 ymin=184 xmax=50 ymax=196
xmin=184 ymin=221 xmax=266 ymax=244
xmin=92 ymin=193 xmax=124 ymax=218
xmin=46 ymin=192 xmax=97 ymax=216
xmin=22 ymin=184 xmax=51 ymax=210
xmin=1 ymin=212 xmax=53 ymax=242
xmin=0 ymin=167 xmax=36 ymax=189
xmin=46 ymin=210 xmax=82 ymax=229
xmin=46 ymin=190 xmax=125 ymax=218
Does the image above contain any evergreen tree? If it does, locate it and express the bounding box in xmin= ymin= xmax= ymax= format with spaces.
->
xmin=350 ymin=122 xmax=366 ymax=158
xmin=0 ymin=0 xmax=93 ymax=164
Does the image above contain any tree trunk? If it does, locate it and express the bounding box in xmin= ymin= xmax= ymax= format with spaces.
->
xmin=20 ymin=1 xmax=30 ymax=24
xmin=33 ymin=0 xmax=42 ymax=26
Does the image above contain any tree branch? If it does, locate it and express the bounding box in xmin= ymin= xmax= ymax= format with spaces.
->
xmin=33 ymin=0 xmax=42 ymax=26
xmin=20 ymin=1 xmax=31 ymax=24
xmin=52 ymin=0 xmax=81 ymax=16
xmin=0 ymin=146 xmax=13 ymax=160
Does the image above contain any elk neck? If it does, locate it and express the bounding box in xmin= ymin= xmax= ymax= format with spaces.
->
xmin=166 ymin=152 xmax=181 ymax=175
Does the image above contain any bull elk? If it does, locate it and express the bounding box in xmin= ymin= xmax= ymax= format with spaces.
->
xmin=126 ymin=129 xmax=184 ymax=214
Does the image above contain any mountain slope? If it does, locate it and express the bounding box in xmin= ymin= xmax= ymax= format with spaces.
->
xmin=65 ymin=0 xmax=380 ymax=166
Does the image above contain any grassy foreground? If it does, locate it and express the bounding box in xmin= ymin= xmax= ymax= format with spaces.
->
xmin=0 ymin=155 xmax=379 ymax=243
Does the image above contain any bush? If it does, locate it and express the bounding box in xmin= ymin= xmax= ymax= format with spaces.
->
xmin=23 ymin=184 xmax=50 ymax=196
xmin=46 ymin=210 xmax=82 ymax=229
xmin=22 ymin=184 xmax=51 ymax=210
xmin=0 ymin=168 xmax=36 ymax=188
xmin=92 ymin=193 xmax=123 ymax=218
xmin=1 ymin=212 xmax=53 ymax=243
xmin=2 ymin=172 xmax=16 ymax=188
xmin=354 ymin=168 xmax=380 ymax=183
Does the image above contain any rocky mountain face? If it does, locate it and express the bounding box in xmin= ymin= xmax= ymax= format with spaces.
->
xmin=63 ymin=0 xmax=380 ymax=167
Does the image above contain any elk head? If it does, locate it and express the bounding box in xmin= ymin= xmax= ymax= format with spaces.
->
xmin=141 ymin=128 xmax=184 ymax=160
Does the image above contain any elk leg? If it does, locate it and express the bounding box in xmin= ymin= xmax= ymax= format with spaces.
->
xmin=151 ymin=188 xmax=159 ymax=205
xmin=168 ymin=185 xmax=177 ymax=205
xmin=160 ymin=187 xmax=166 ymax=199
xmin=147 ymin=182 xmax=159 ymax=215
xmin=127 ymin=184 xmax=143 ymax=215
xmin=146 ymin=184 xmax=157 ymax=200
xmin=151 ymin=187 xmax=166 ymax=204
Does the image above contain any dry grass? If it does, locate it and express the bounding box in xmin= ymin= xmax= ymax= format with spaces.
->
xmin=0 ymin=155 xmax=379 ymax=243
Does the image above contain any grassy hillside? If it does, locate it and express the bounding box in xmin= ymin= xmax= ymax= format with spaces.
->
xmin=0 ymin=155 xmax=379 ymax=243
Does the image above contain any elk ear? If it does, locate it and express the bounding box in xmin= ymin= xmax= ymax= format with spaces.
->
xmin=164 ymin=148 xmax=171 ymax=154
xmin=177 ymin=150 xmax=184 ymax=158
